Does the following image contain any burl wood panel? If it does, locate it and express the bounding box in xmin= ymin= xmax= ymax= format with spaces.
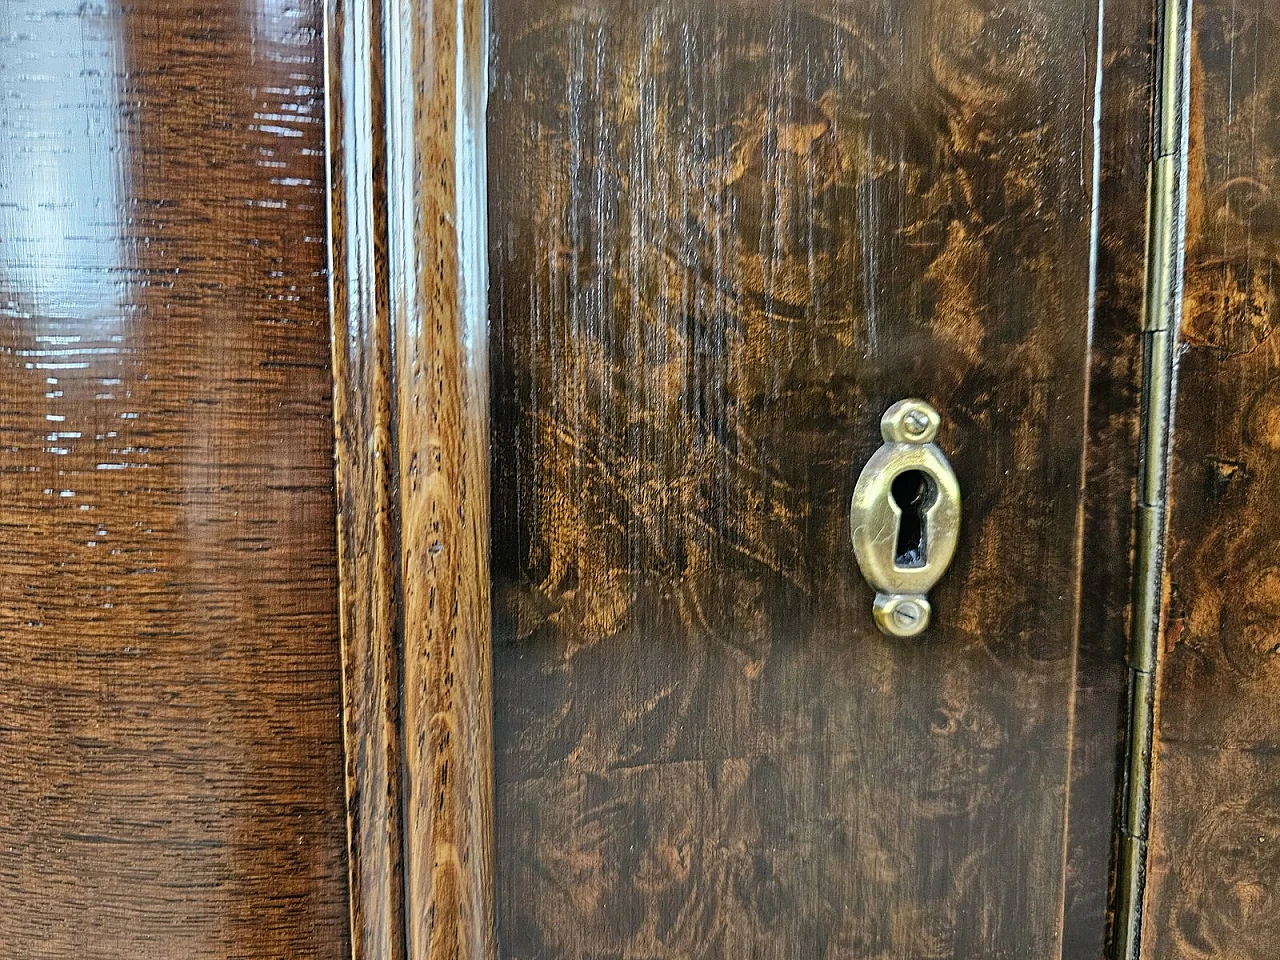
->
xmin=487 ymin=0 xmax=1147 ymax=956
xmin=0 ymin=0 xmax=350 ymax=956
xmin=325 ymin=0 xmax=496 ymax=954
xmin=1143 ymin=3 xmax=1280 ymax=957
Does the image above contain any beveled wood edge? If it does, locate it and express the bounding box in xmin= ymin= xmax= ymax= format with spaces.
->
xmin=324 ymin=0 xmax=496 ymax=954
xmin=324 ymin=0 xmax=405 ymax=954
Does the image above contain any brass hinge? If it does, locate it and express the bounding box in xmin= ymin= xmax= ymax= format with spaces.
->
xmin=1112 ymin=0 xmax=1192 ymax=956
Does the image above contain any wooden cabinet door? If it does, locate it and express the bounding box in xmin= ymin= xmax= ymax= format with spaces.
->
xmin=477 ymin=0 xmax=1150 ymax=957
xmin=320 ymin=0 xmax=1165 ymax=951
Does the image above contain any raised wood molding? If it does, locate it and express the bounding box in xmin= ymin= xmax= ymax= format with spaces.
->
xmin=324 ymin=0 xmax=496 ymax=953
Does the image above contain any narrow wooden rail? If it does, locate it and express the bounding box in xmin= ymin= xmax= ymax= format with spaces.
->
xmin=324 ymin=0 xmax=496 ymax=953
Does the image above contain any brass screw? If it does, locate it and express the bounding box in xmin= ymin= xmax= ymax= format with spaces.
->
xmin=903 ymin=411 xmax=930 ymax=439
xmin=893 ymin=599 xmax=923 ymax=629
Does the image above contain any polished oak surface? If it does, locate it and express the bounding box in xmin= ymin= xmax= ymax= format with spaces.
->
xmin=0 ymin=0 xmax=350 ymax=955
xmin=1144 ymin=2 xmax=1280 ymax=956
xmin=487 ymin=1 xmax=1148 ymax=956
xmin=325 ymin=0 xmax=496 ymax=953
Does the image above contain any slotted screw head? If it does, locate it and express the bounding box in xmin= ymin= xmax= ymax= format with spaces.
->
xmin=872 ymin=593 xmax=932 ymax=637
xmin=903 ymin=411 xmax=930 ymax=438
xmin=893 ymin=599 xmax=923 ymax=628
xmin=880 ymin=399 xmax=940 ymax=444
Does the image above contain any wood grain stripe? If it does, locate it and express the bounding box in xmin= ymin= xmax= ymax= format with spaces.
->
xmin=325 ymin=0 xmax=496 ymax=952
xmin=326 ymin=0 xmax=404 ymax=954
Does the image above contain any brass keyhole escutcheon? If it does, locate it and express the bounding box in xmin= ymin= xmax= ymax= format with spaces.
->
xmin=850 ymin=399 xmax=961 ymax=637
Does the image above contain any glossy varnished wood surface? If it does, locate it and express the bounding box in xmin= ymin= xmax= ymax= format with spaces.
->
xmin=487 ymin=1 xmax=1148 ymax=956
xmin=0 ymin=0 xmax=350 ymax=955
xmin=325 ymin=0 xmax=496 ymax=953
xmin=390 ymin=2 xmax=495 ymax=955
xmin=326 ymin=0 xmax=405 ymax=951
xmin=1143 ymin=2 xmax=1280 ymax=956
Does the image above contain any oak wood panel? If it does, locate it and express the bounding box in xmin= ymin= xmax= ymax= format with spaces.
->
xmin=326 ymin=0 xmax=406 ymax=952
xmin=487 ymin=1 xmax=1148 ymax=956
xmin=0 ymin=0 xmax=350 ymax=955
xmin=1143 ymin=2 xmax=1280 ymax=956
xmin=391 ymin=2 xmax=496 ymax=955
xmin=325 ymin=0 xmax=497 ymax=953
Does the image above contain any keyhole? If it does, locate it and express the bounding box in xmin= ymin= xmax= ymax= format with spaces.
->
xmin=890 ymin=469 xmax=934 ymax=568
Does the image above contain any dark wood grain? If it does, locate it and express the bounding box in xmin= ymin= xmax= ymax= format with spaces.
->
xmin=487 ymin=0 xmax=1149 ymax=956
xmin=325 ymin=0 xmax=497 ymax=953
xmin=0 ymin=0 xmax=350 ymax=956
xmin=1143 ymin=2 xmax=1280 ymax=956
xmin=1070 ymin=0 xmax=1157 ymax=953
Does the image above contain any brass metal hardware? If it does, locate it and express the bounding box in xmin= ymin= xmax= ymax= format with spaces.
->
xmin=1114 ymin=0 xmax=1192 ymax=956
xmin=850 ymin=399 xmax=960 ymax=637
